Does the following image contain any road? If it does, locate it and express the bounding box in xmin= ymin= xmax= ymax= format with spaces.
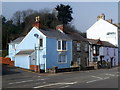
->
xmin=2 ymin=64 xmax=120 ymax=89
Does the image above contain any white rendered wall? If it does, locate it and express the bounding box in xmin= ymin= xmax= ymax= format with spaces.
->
xmin=87 ymin=19 xmax=118 ymax=47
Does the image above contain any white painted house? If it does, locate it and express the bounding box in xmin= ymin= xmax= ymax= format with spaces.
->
xmin=87 ymin=13 xmax=120 ymax=62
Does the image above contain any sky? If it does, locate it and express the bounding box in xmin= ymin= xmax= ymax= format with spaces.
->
xmin=2 ymin=1 xmax=119 ymax=32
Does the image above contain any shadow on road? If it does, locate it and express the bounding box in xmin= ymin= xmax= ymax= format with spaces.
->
xmin=2 ymin=64 xmax=20 ymax=75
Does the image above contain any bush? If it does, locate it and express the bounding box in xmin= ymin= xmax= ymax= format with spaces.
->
xmin=2 ymin=50 xmax=8 ymax=57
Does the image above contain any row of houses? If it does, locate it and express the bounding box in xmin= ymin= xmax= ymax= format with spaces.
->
xmin=8 ymin=14 xmax=119 ymax=72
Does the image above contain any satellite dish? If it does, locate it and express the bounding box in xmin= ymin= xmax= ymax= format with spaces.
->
xmin=34 ymin=33 xmax=39 ymax=38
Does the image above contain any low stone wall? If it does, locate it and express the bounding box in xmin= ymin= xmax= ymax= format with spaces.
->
xmin=47 ymin=66 xmax=95 ymax=73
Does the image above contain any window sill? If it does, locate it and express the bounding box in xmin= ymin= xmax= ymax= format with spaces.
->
xmin=58 ymin=62 xmax=67 ymax=64
xmin=57 ymin=50 xmax=67 ymax=52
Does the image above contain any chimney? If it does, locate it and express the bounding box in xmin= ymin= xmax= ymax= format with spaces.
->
xmin=32 ymin=16 xmax=41 ymax=29
xmin=101 ymin=13 xmax=105 ymax=20
xmin=56 ymin=25 xmax=64 ymax=33
xmin=97 ymin=13 xmax=105 ymax=20
xmin=107 ymin=19 xmax=112 ymax=24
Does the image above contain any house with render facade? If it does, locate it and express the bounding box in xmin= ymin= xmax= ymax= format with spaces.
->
xmin=88 ymin=39 xmax=118 ymax=68
xmin=87 ymin=13 xmax=119 ymax=65
xmin=8 ymin=16 xmax=72 ymax=72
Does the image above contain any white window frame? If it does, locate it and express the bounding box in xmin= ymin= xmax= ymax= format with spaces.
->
xmin=57 ymin=40 xmax=67 ymax=51
xmin=12 ymin=44 xmax=15 ymax=49
xmin=58 ymin=54 xmax=67 ymax=64
xmin=39 ymin=38 xmax=43 ymax=49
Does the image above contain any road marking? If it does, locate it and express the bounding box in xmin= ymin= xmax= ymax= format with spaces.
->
xmin=105 ymin=73 xmax=115 ymax=76
xmin=33 ymin=82 xmax=77 ymax=88
xmin=9 ymin=78 xmax=47 ymax=85
xmin=60 ymin=85 xmax=70 ymax=88
xmin=9 ymin=80 xmax=34 ymax=84
xmin=86 ymin=75 xmax=103 ymax=84
xmin=86 ymin=79 xmax=98 ymax=83
xmin=103 ymin=77 xmax=110 ymax=80
xmin=91 ymin=76 xmax=103 ymax=80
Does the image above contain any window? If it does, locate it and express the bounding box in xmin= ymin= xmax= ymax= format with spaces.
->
xmin=12 ymin=44 xmax=15 ymax=49
xmin=93 ymin=46 xmax=96 ymax=54
xmin=93 ymin=57 xmax=98 ymax=62
xmin=77 ymin=58 xmax=81 ymax=64
xmin=107 ymin=48 xmax=109 ymax=56
xmin=77 ymin=43 xmax=81 ymax=51
xmin=84 ymin=44 xmax=88 ymax=51
xmin=58 ymin=55 xmax=67 ymax=63
xmin=58 ymin=41 xmax=61 ymax=50
xmin=39 ymin=38 xmax=43 ymax=48
xmin=57 ymin=40 xmax=67 ymax=51
xmin=62 ymin=41 xmax=67 ymax=50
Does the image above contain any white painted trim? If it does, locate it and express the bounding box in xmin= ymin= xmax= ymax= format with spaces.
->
xmin=57 ymin=54 xmax=67 ymax=64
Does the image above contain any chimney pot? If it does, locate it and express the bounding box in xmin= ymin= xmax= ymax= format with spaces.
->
xmin=32 ymin=16 xmax=41 ymax=29
xmin=107 ymin=19 xmax=112 ymax=23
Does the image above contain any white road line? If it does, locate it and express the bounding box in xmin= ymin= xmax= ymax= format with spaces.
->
xmin=33 ymin=82 xmax=77 ymax=88
xmin=86 ymin=80 xmax=98 ymax=83
xmin=60 ymin=85 xmax=70 ymax=88
xmin=101 ymin=76 xmax=110 ymax=79
xmin=86 ymin=75 xmax=103 ymax=84
xmin=91 ymin=76 xmax=103 ymax=80
xmin=105 ymin=73 xmax=115 ymax=76
xmin=9 ymin=78 xmax=47 ymax=85
xmin=9 ymin=80 xmax=34 ymax=84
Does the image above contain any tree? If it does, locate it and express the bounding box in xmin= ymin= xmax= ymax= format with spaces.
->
xmin=55 ymin=4 xmax=73 ymax=26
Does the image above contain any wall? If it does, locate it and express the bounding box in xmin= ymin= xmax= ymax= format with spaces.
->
xmin=8 ymin=43 xmax=19 ymax=61
xmin=72 ymin=41 xmax=89 ymax=67
xmin=103 ymin=47 xmax=118 ymax=66
xmin=15 ymin=55 xmax=30 ymax=69
xmin=17 ymin=27 xmax=46 ymax=51
xmin=9 ymin=27 xmax=47 ymax=71
xmin=87 ymin=19 xmax=118 ymax=47
xmin=46 ymin=38 xmax=72 ymax=69
xmin=118 ymin=35 xmax=120 ymax=62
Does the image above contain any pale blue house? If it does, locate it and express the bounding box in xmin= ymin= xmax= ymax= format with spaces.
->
xmin=88 ymin=39 xmax=118 ymax=68
xmin=8 ymin=17 xmax=72 ymax=72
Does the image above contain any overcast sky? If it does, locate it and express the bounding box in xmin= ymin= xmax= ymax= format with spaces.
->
xmin=2 ymin=2 xmax=118 ymax=32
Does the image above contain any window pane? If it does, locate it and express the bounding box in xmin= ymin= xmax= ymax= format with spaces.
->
xmin=40 ymin=39 xmax=43 ymax=47
xmin=58 ymin=55 xmax=67 ymax=63
xmin=62 ymin=41 xmax=66 ymax=50
xmin=58 ymin=41 xmax=61 ymax=50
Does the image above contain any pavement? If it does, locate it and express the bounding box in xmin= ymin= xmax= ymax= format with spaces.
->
xmin=2 ymin=64 xmax=120 ymax=89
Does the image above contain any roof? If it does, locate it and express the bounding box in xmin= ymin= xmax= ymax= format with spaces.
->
xmin=40 ymin=29 xmax=71 ymax=40
xmin=10 ymin=37 xmax=24 ymax=44
xmin=16 ymin=50 xmax=34 ymax=55
xmin=66 ymin=33 xmax=88 ymax=42
xmin=88 ymin=39 xmax=117 ymax=48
